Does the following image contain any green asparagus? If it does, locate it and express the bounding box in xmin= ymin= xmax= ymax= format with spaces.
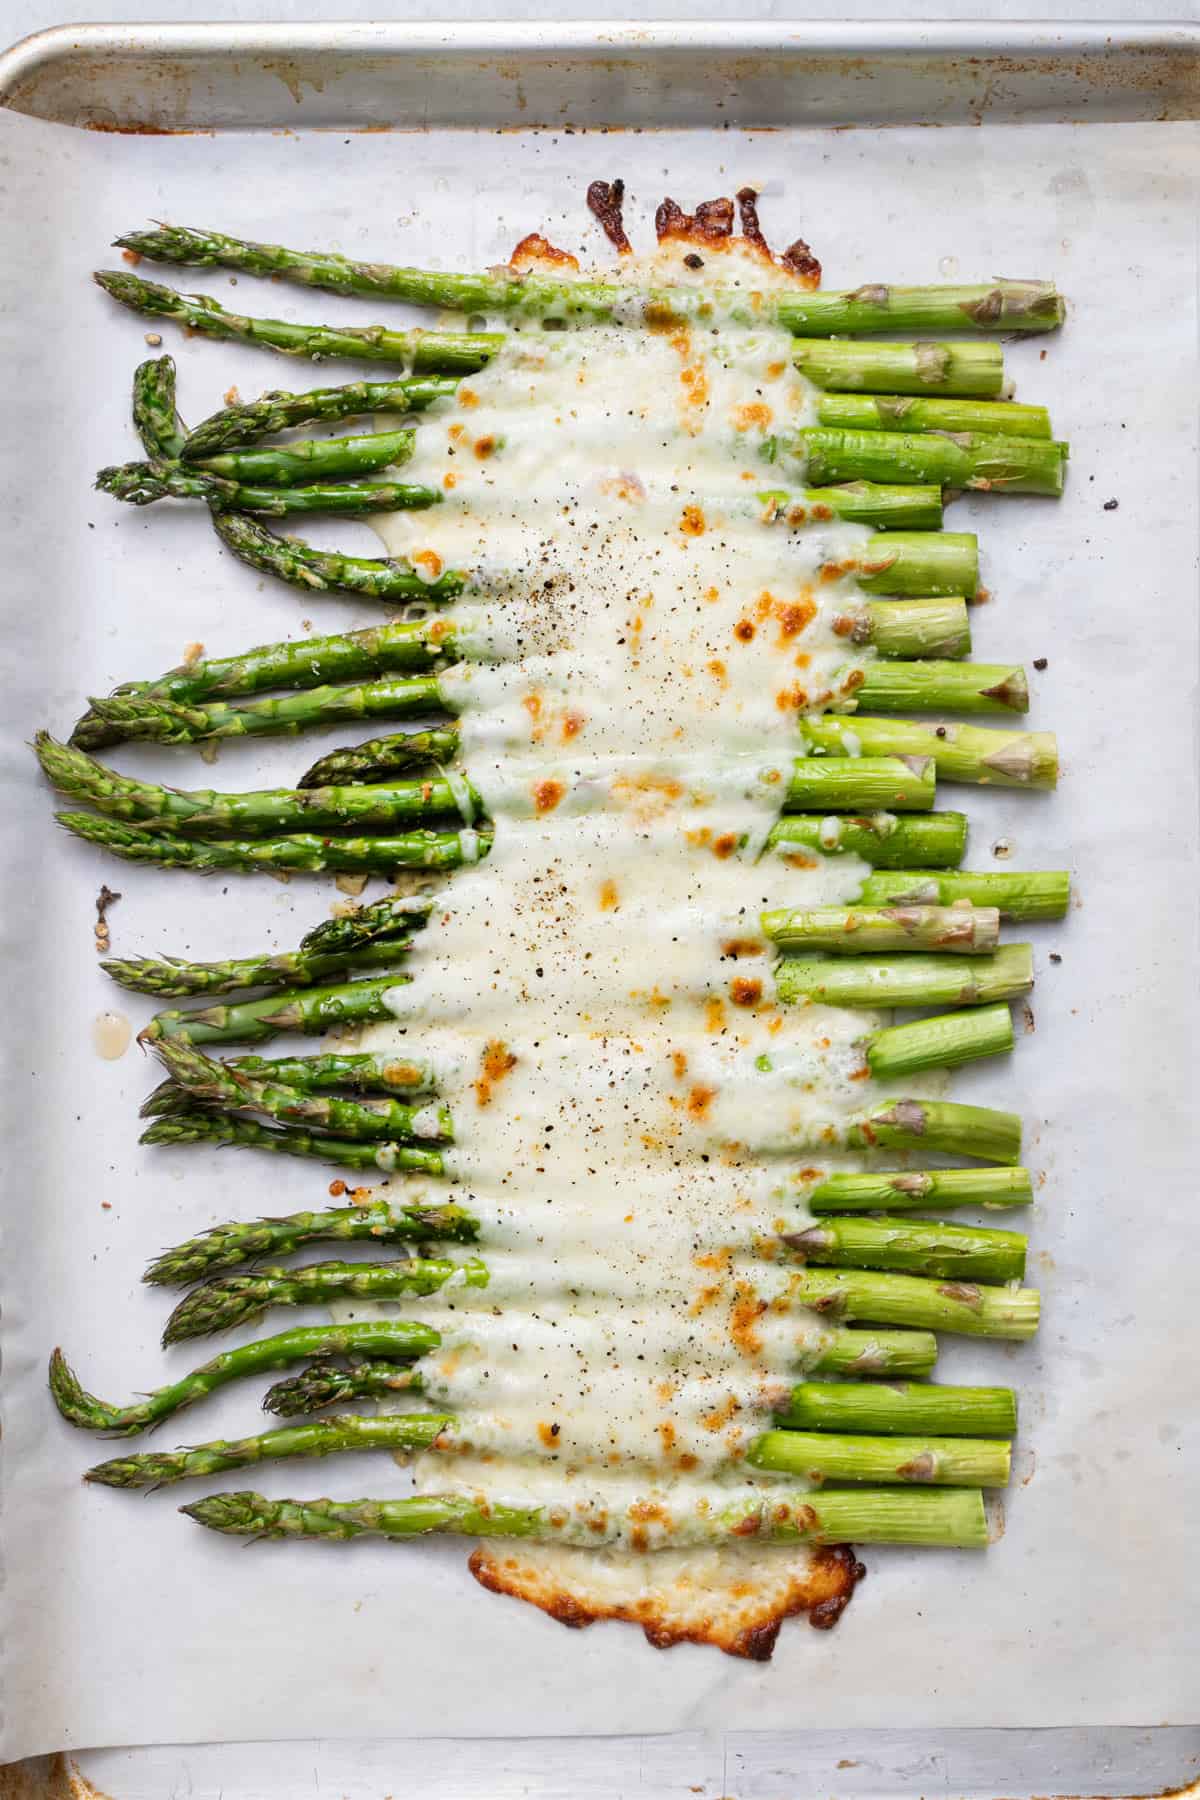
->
xmin=145 ymin=1200 xmax=481 ymax=1286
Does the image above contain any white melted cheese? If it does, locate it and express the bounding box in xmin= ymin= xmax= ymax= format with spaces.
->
xmin=351 ymin=254 xmax=940 ymax=1634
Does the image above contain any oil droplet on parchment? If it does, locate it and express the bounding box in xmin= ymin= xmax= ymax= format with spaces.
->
xmin=938 ymin=254 xmax=959 ymax=277
xmin=92 ymin=1010 xmax=131 ymax=1060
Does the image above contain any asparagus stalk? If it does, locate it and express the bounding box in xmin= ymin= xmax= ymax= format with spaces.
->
xmin=42 ymin=735 xmax=933 ymax=829
xmin=189 ymin=427 xmax=418 ymax=486
xmin=162 ymin=1255 xmax=489 ymax=1345
xmin=773 ymin=482 xmax=945 ymax=530
xmin=785 ymin=1215 xmax=1027 ymax=1282
xmin=856 ymin=869 xmax=1069 ymax=921
xmin=52 ymin=1321 xmax=935 ymax=1436
xmin=792 ymin=339 xmax=1005 ymax=397
xmin=139 ymin=974 xmax=408 ymax=1047
xmin=212 ymin=511 xmax=466 ymax=603
xmin=87 ymin=1412 xmax=455 ymax=1489
xmin=41 ymin=737 xmax=480 ymax=837
xmin=132 ymin=355 xmax=185 ymax=458
xmin=141 ymin=1109 xmax=444 ymax=1176
xmin=750 ymin=1429 xmax=1010 ymax=1486
xmin=846 ymin=532 xmax=978 ymax=598
xmin=183 ymin=1485 xmax=988 ymax=1547
xmin=844 ymin=1098 xmax=1022 ymax=1165
xmin=57 ymin=811 xmax=492 ymax=874
xmin=860 ymin=1003 xmax=1014 ymax=1079
xmin=49 ymin=1321 xmax=443 ymax=1435
xmin=113 ymin=624 xmax=460 ymax=704
xmin=151 ymin=1037 xmax=453 ymax=1144
xmin=799 ymin=716 xmax=1057 ymax=788
xmin=142 ymin=1048 xmax=439 ymax=1116
xmin=104 ymin=937 xmax=415 ymax=999
xmin=94 ymin=270 xmax=504 ymax=369
xmin=778 ymin=1380 xmax=1016 ymax=1436
xmin=838 ymin=597 xmax=971 ymax=660
xmin=145 ymin=1200 xmax=481 ymax=1286
xmin=769 ymin=428 xmax=1067 ymax=497
xmin=763 ymin=903 xmax=999 ymax=954
xmin=300 ymin=895 xmax=436 ymax=953
xmin=790 ymin=1267 xmax=1039 ymax=1338
xmin=97 ymin=459 xmax=438 ymax=516
xmin=767 ymin=812 xmax=966 ymax=869
xmin=264 ymin=1359 xmax=425 ymax=1416
xmin=814 ymin=393 xmax=1051 ymax=440
xmin=807 ymin=1166 xmax=1033 ymax=1212
xmin=777 ymin=942 xmax=1032 ymax=1010
xmin=847 ymin=663 xmax=1030 ymax=717
xmin=298 ymin=729 xmax=461 ymax=787
xmin=112 ymin=228 xmax=1064 ymax=334
xmin=184 ymin=376 xmax=461 ymax=456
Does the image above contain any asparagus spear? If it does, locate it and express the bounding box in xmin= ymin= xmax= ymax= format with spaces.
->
xmin=299 ymin=894 xmax=435 ymax=952
xmin=838 ymin=597 xmax=971 ymax=661
xmin=750 ymin=1429 xmax=1010 ymax=1486
xmin=151 ymin=1037 xmax=453 ymax=1144
xmin=792 ymin=339 xmax=1005 ymax=397
xmin=145 ymin=1200 xmax=481 ymax=1286
xmin=212 ymin=511 xmax=466 ymax=603
xmin=769 ymin=482 xmax=945 ymax=530
xmin=775 ymin=942 xmax=1033 ymax=1009
xmin=104 ymin=936 xmax=416 ymax=999
xmin=40 ymin=736 xmax=482 ymax=837
xmin=139 ymin=974 xmax=408 ymax=1047
xmin=184 ymin=375 xmax=461 ymax=456
xmin=814 ymin=393 xmax=1051 ymax=439
xmin=87 ymin=1416 xmax=1006 ymax=1492
xmin=778 ymin=1380 xmax=1016 ymax=1436
xmin=844 ymin=1098 xmax=1022 ymax=1164
xmin=183 ymin=1485 xmax=988 ymax=1548
xmin=767 ymin=812 xmax=967 ymax=869
xmin=142 ymin=1048 xmax=439 ymax=1116
xmin=141 ymin=1109 xmax=444 ymax=1176
xmin=298 ymin=729 xmax=462 ymax=787
xmin=769 ymin=428 xmax=1067 ymax=497
xmin=189 ymin=426 xmax=418 ymax=486
xmin=162 ymin=1256 xmax=489 ymax=1345
xmin=844 ymin=663 xmax=1029 ymax=717
xmin=132 ymin=355 xmax=185 ymax=458
xmin=49 ymin=1321 xmax=442 ymax=1434
xmin=94 ymin=270 xmax=504 ymax=370
xmin=807 ymin=1166 xmax=1033 ymax=1212
xmin=87 ymin=1412 xmax=455 ymax=1489
xmin=790 ymin=1267 xmax=1038 ymax=1338
xmin=799 ymin=716 xmax=1058 ymax=789
xmin=58 ymin=811 xmax=486 ymax=875
xmin=97 ymin=459 xmax=438 ymax=516
xmin=785 ymin=1216 xmax=1027 ymax=1283
xmin=264 ymin=1359 xmax=425 ymax=1416
xmin=762 ymin=903 xmax=1000 ymax=954
xmin=845 ymin=532 xmax=978 ymax=598
xmin=860 ymin=1003 xmax=1013 ymax=1079
xmin=856 ymin=868 xmax=1068 ymax=920
xmin=52 ymin=1322 xmax=935 ymax=1435
xmin=112 ymin=622 xmax=460 ymax=704
xmin=42 ymin=736 xmax=932 ymax=831
xmin=112 ymin=227 xmax=1064 ymax=333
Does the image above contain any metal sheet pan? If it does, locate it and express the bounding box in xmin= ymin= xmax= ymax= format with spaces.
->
xmin=0 ymin=21 xmax=1198 ymax=1798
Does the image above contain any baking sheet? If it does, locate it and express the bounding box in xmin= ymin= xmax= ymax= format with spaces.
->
xmin=0 ymin=107 xmax=1197 ymax=1764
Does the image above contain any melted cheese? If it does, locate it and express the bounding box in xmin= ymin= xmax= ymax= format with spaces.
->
xmin=352 ymin=246 xmax=939 ymax=1648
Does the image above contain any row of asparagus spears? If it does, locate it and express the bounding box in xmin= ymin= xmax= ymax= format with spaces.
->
xmin=49 ymin=217 xmax=1068 ymax=1553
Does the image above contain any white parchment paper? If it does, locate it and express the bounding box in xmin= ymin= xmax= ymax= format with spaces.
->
xmin=0 ymin=112 xmax=1196 ymax=1761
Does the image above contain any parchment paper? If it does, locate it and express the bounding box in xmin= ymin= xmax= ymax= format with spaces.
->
xmin=0 ymin=112 xmax=1196 ymax=1761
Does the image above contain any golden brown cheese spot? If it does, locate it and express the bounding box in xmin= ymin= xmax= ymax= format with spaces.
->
xmin=733 ymin=619 xmax=756 ymax=645
xmin=701 ymin=1394 xmax=741 ymax=1432
xmin=561 ymin=710 xmax=585 ymax=741
xmin=784 ymin=851 xmax=820 ymax=870
xmin=598 ymin=471 xmax=646 ymax=504
xmin=509 ymin=231 xmax=580 ymax=271
xmin=775 ymin=685 xmax=808 ymax=712
xmin=670 ymin=1050 xmax=688 ymax=1081
xmin=328 ymin=1179 xmax=347 ymax=1198
xmin=537 ymin=1420 xmax=561 ymax=1449
xmin=474 ymin=435 xmax=497 ymax=460
xmin=657 ymin=1419 xmax=678 ymax=1453
xmin=686 ymin=1083 xmax=717 ymax=1119
xmin=731 ymin=1283 xmax=767 ymax=1355
xmin=443 ymin=471 xmax=458 ymax=490
xmin=705 ymin=997 xmax=728 ymax=1034
xmin=733 ymin=401 xmax=773 ymax=432
xmin=533 ymin=778 xmax=566 ymax=814
xmin=456 ymin=386 xmax=479 ymax=409
xmin=721 ymin=937 xmax=763 ymax=959
xmin=598 ymin=878 xmax=620 ymax=911
xmin=708 ymin=658 xmax=729 ymax=688
xmin=412 ymin=548 xmax=443 ymax=579
xmin=447 ymin=423 xmax=467 ymax=444
xmin=778 ymin=596 xmax=817 ymax=641
xmin=473 ymin=1039 xmax=518 ymax=1108
xmin=730 ymin=976 xmax=764 ymax=1008
xmin=712 ymin=832 xmax=738 ymax=859
xmin=679 ymin=504 xmax=706 ymax=537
